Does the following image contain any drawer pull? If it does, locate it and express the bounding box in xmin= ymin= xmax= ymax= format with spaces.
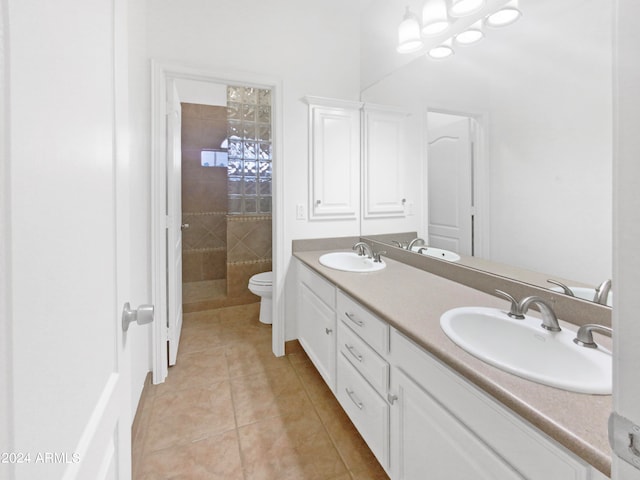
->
xmin=345 ymin=388 xmax=364 ymax=410
xmin=345 ymin=343 xmax=363 ymax=362
xmin=345 ymin=312 xmax=364 ymax=327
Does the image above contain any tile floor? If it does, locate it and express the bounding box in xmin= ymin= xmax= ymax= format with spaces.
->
xmin=132 ymin=302 xmax=389 ymax=480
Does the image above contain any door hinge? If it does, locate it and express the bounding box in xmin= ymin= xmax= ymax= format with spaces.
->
xmin=609 ymin=412 xmax=640 ymax=470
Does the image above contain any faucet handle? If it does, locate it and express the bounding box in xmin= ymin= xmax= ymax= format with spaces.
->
xmin=495 ymin=290 xmax=525 ymax=319
xmin=547 ymin=279 xmax=575 ymax=296
xmin=573 ymin=323 xmax=612 ymax=349
xmin=373 ymin=251 xmax=386 ymax=263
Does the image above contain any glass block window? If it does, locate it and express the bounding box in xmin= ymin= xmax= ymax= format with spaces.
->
xmin=227 ymin=85 xmax=272 ymax=214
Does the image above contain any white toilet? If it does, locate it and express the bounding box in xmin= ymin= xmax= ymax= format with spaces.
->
xmin=248 ymin=271 xmax=273 ymax=324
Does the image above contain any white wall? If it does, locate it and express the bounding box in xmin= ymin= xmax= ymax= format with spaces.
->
xmin=145 ymin=0 xmax=362 ymax=341
xmin=361 ymin=0 xmax=612 ymax=286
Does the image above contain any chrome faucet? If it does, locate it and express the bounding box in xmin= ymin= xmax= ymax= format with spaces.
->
xmin=495 ymin=290 xmax=561 ymax=331
xmin=352 ymin=242 xmax=373 ymax=258
xmin=593 ymin=279 xmax=612 ymax=305
xmin=547 ymin=279 xmax=575 ymax=297
xmin=573 ymin=323 xmax=612 ymax=349
xmin=407 ymin=237 xmax=426 ymax=251
xmin=519 ymin=296 xmax=561 ymax=332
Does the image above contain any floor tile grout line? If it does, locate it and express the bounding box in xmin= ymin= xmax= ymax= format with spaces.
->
xmin=288 ymin=355 xmax=354 ymax=479
xmin=224 ymin=322 xmax=250 ymax=480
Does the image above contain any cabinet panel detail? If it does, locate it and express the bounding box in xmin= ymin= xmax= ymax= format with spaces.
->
xmin=363 ymin=105 xmax=408 ymax=218
xmin=305 ymin=97 xmax=362 ymax=220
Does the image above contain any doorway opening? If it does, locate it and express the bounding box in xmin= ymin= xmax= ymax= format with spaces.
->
xmin=152 ymin=62 xmax=285 ymax=384
xmin=180 ymin=83 xmax=273 ymax=312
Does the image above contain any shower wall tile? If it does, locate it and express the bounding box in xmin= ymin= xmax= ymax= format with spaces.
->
xmin=182 ymin=214 xmax=227 ymax=251
xmin=227 ymin=260 xmax=272 ymax=300
xmin=203 ymin=250 xmax=227 ymax=280
xmin=227 ymin=215 xmax=272 ymax=263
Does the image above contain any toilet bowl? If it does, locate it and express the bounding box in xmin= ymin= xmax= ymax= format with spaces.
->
xmin=248 ymin=271 xmax=273 ymax=324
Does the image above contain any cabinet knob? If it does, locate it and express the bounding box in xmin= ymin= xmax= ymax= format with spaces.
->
xmin=388 ymin=393 xmax=398 ymax=405
xmin=316 ymin=199 xmax=322 ymax=205
xmin=325 ymin=327 xmax=333 ymax=335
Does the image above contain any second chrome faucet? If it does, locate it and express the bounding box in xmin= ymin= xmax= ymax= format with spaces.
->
xmin=495 ymin=289 xmax=561 ymax=332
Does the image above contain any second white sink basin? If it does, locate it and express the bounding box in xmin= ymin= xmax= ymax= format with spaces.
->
xmin=411 ymin=246 xmax=461 ymax=262
xmin=549 ymin=286 xmax=613 ymax=307
xmin=440 ymin=307 xmax=612 ymax=394
xmin=319 ymin=251 xmax=386 ymax=273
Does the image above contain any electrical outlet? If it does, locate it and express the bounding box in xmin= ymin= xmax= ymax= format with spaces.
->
xmin=296 ymin=204 xmax=306 ymax=220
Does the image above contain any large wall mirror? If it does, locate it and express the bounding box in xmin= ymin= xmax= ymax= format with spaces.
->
xmin=359 ymin=0 xmax=613 ymax=306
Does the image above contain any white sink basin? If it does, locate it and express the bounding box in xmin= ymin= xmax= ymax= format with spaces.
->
xmin=318 ymin=252 xmax=386 ymax=273
xmin=549 ymin=286 xmax=613 ymax=307
xmin=411 ymin=246 xmax=460 ymax=262
xmin=440 ymin=307 xmax=612 ymax=394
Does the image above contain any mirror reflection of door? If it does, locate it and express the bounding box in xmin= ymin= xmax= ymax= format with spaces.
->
xmin=427 ymin=112 xmax=476 ymax=256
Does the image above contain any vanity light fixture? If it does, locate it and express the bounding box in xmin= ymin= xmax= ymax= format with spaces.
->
xmin=454 ymin=20 xmax=484 ymax=45
xmin=422 ymin=0 xmax=450 ymax=36
xmin=396 ymin=0 xmax=521 ymax=60
xmin=397 ymin=6 xmax=424 ymax=54
xmin=485 ymin=0 xmax=522 ymax=27
xmin=428 ymin=38 xmax=455 ymax=59
xmin=449 ymin=0 xmax=486 ymax=18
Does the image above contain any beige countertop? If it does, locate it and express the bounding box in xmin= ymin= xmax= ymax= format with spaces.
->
xmin=294 ymin=249 xmax=612 ymax=477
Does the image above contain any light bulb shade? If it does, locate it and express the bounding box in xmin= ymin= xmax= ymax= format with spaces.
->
xmin=428 ymin=38 xmax=454 ymax=59
xmin=397 ymin=7 xmax=424 ymax=54
xmin=486 ymin=0 xmax=521 ymax=27
xmin=422 ymin=0 xmax=450 ymax=36
xmin=449 ymin=0 xmax=485 ymax=17
xmin=454 ymin=20 xmax=484 ymax=45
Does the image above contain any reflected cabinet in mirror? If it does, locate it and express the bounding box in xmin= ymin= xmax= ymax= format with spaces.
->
xmin=359 ymin=0 xmax=612 ymax=306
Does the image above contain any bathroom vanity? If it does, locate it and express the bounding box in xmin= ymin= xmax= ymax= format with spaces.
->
xmin=294 ymin=248 xmax=611 ymax=480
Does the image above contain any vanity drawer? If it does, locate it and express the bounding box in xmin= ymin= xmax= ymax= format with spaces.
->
xmin=298 ymin=262 xmax=335 ymax=309
xmin=338 ymin=319 xmax=389 ymax=396
xmin=337 ymin=291 xmax=389 ymax=354
xmin=337 ymin=353 xmax=389 ymax=471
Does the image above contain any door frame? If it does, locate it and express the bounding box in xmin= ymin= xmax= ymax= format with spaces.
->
xmin=423 ymin=106 xmax=490 ymax=259
xmin=0 ymin=0 xmax=13 ymax=473
xmin=150 ymin=61 xmax=285 ymax=383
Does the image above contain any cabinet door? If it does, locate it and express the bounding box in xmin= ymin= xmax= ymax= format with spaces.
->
xmin=298 ymin=282 xmax=337 ymax=391
xmin=390 ymin=368 xmax=523 ymax=480
xmin=306 ymin=97 xmax=362 ymax=220
xmin=363 ymin=105 xmax=408 ymax=218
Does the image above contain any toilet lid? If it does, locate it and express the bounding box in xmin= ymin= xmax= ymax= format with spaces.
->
xmin=250 ymin=271 xmax=272 ymax=286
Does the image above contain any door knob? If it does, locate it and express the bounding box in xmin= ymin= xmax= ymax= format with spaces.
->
xmin=122 ymin=302 xmax=154 ymax=331
xmin=181 ymin=223 xmax=190 ymax=230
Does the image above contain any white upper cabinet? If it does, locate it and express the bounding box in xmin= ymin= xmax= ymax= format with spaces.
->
xmin=305 ymin=96 xmax=362 ymax=220
xmin=362 ymin=104 xmax=408 ymax=218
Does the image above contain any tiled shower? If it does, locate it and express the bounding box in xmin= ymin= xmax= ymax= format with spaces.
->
xmin=181 ymin=85 xmax=272 ymax=313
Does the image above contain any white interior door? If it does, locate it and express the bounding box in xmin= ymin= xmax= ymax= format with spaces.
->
xmin=4 ymin=0 xmax=134 ymax=478
xmin=167 ymin=80 xmax=184 ymax=366
xmin=427 ymin=114 xmax=474 ymax=256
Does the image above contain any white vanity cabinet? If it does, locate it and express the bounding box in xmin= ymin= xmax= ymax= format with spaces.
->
xmin=362 ymin=104 xmax=409 ymax=219
xmin=389 ymin=329 xmax=591 ymax=480
xmin=297 ymin=263 xmax=337 ymax=391
xmin=295 ymin=259 xmax=602 ymax=480
xmin=304 ymin=96 xmax=362 ymax=221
